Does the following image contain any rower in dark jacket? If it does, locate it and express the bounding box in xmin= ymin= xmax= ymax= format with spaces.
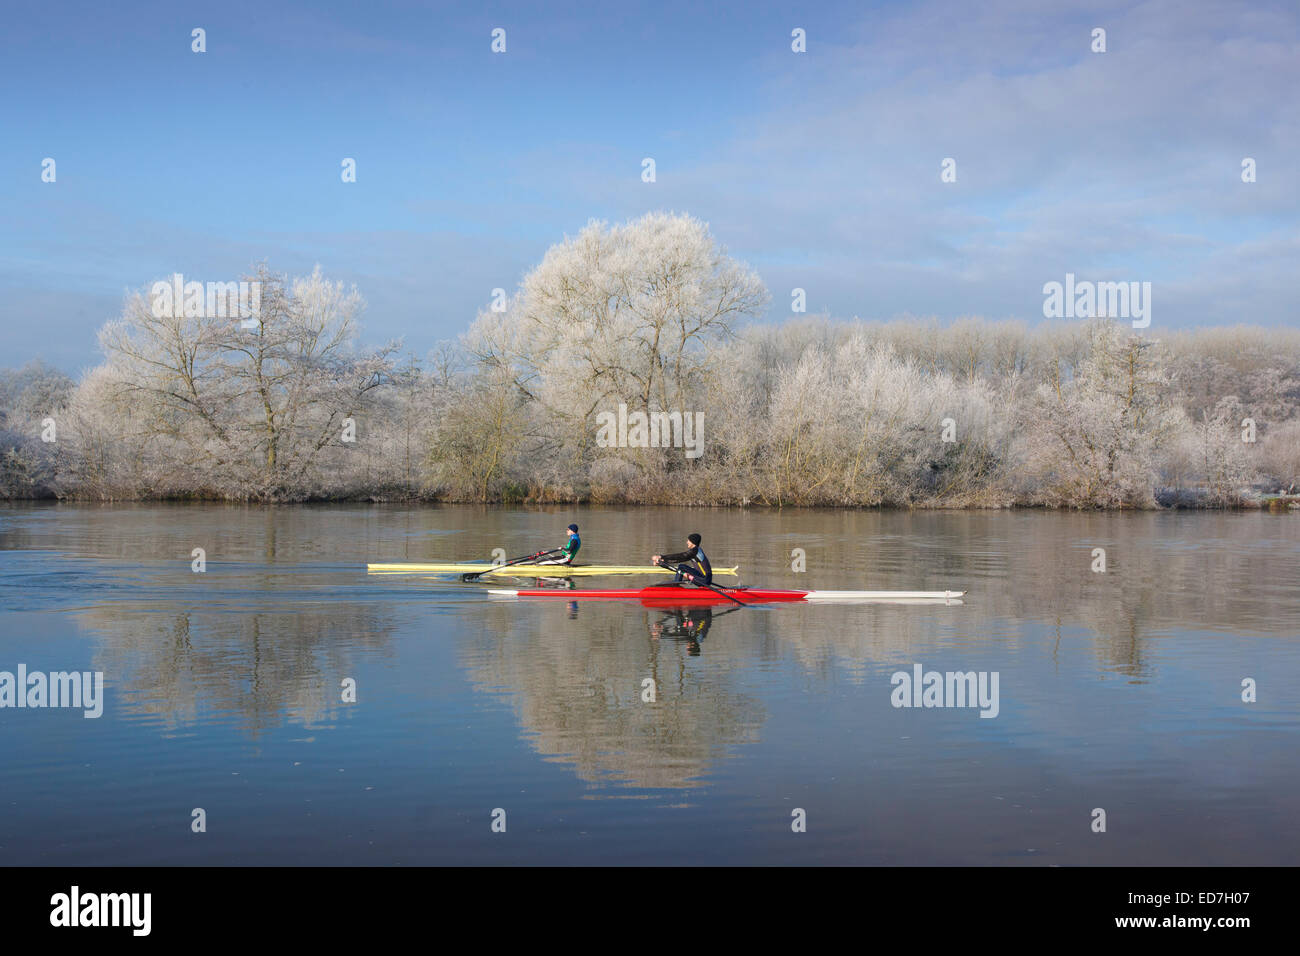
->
xmin=652 ymin=533 xmax=712 ymax=586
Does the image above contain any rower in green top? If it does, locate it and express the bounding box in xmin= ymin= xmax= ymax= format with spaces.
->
xmin=651 ymin=532 xmax=712 ymax=586
xmin=538 ymin=524 xmax=581 ymax=566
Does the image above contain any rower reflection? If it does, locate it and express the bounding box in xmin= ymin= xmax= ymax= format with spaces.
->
xmin=526 ymin=576 xmax=577 ymax=590
xmin=648 ymin=605 xmax=744 ymax=656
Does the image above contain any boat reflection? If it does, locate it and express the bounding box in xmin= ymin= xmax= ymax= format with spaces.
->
xmin=522 ymin=577 xmax=577 ymax=590
xmin=519 ymin=576 xmax=579 ymax=617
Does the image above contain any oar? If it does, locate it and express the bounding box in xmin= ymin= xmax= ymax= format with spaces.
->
xmin=653 ymin=558 xmax=748 ymax=607
xmin=462 ymin=549 xmax=565 ymax=582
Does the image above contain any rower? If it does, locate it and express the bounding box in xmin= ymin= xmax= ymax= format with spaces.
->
xmin=651 ymin=533 xmax=712 ymax=586
xmin=539 ymin=524 xmax=581 ymax=565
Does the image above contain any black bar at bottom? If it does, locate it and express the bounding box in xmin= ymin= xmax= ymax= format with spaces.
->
xmin=2 ymin=866 xmax=1285 ymax=942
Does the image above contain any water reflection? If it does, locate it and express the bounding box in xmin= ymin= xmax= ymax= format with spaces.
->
xmin=75 ymin=604 xmax=398 ymax=735
xmin=649 ymin=605 xmax=744 ymax=656
xmin=459 ymin=599 xmax=770 ymax=790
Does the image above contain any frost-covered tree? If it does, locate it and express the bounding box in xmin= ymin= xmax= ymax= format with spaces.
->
xmin=425 ymin=365 xmax=528 ymax=502
xmin=1258 ymin=419 xmax=1300 ymax=493
xmin=90 ymin=265 xmax=395 ymax=499
xmin=1019 ymin=321 xmax=1185 ymax=507
xmin=462 ymin=212 xmax=769 ymax=484
xmin=0 ymin=360 xmax=73 ymax=497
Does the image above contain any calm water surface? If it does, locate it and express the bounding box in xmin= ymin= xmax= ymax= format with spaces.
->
xmin=1 ymin=503 xmax=1297 ymax=865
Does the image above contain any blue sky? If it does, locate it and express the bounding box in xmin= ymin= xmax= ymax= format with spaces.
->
xmin=1 ymin=0 xmax=1296 ymax=373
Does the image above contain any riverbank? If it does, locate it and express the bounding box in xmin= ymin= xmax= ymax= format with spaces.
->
xmin=5 ymin=487 xmax=1298 ymax=510
xmin=5 ymin=316 xmax=1300 ymax=513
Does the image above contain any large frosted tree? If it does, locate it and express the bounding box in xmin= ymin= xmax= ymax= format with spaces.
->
xmin=91 ymin=265 xmax=395 ymax=499
xmin=461 ymin=213 xmax=769 ymax=479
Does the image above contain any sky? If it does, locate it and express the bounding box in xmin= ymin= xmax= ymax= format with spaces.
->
xmin=1 ymin=0 xmax=1296 ymax=374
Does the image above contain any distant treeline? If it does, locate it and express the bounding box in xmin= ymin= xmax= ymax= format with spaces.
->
xmin=3 ymin=213 xmax=1298 ymax=507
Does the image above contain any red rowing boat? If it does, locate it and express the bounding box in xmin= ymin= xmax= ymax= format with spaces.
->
xmin=487 ymin=585 xmax=964 ymax=606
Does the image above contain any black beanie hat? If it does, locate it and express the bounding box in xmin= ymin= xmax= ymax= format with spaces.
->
xmin=687 ymin=533 xmax=702 ymax=545
xmin=568 ymin=524 xmax=579 ymax=532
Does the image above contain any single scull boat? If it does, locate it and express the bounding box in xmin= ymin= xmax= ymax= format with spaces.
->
xmin=368 ymin=563 xmax=739 ymax=577
xmin=487 ymin=585 xmax=965 ymax=606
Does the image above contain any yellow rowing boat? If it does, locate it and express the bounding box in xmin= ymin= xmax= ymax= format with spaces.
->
xmin=367 ymin=563 xmax=740 ymax=577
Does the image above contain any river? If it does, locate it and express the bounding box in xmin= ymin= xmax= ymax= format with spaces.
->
xmin=1 ymin=503 xmax=1296 ymax=865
